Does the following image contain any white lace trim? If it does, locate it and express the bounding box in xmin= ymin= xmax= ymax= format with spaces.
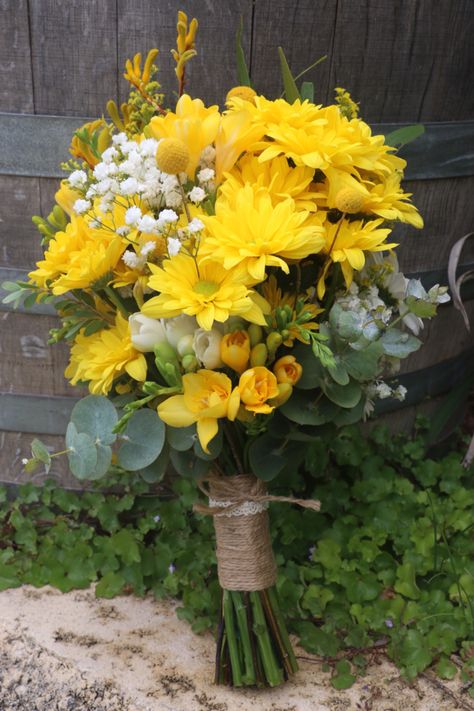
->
xmin=209 ymin=498 xmax=268 ymax=517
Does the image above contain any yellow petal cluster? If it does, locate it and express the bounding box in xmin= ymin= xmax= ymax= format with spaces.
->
xmin=65 ymin=313 xmax=147 ymax=395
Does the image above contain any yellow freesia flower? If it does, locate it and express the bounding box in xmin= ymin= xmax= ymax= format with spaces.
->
xmin=238 ymin=366 xmax=279 ymax=414
xmin=65 ymin=313 xmax=147 ymax=395
xmin=201 ymin=184 xmax=325 ymax=282
xmin=141 ymin=254 xmax=268 ymax=331
xmin=222 ymin=155 xmax=322 ymax=212
xmin=220 ymin=330 xmax=251 ymax=373
xmin=317 ymin=218 xmax=397 ymax=297
xmin=158 ymin=370 xmax=240 ymax=452
xmin=147 ymin=94 xmax=220 ymax=179
xmin=273 ymin=355 xmax=303 ymax=385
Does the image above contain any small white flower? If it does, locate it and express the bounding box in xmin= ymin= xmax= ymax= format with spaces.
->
xmin=101 ymin=146 xmax=118 ymax=163
xmin=200 ymin=145 xmax=216 ymax=164
xmin=120 ymin=177 xmax=139 ymax=195
xmin=90 ymin=219 xmax=101 ymax=228
xmin=187 ymin=217 xmax=204 ymax=233
xmin=140 ymin=240 xmax=156 ymax=257
xmin=168 ymin=563 xmax=176 ymax=574
xmin=167 ymin=237 xmax=181 ymax=256
xmin=394 ymin=385 xmax=407 ymax=401
xmin=139 ymin=138 xmax=158 ymax=156
xmin=116 ymin=225 xmax=131 ymax=236
xmin=153 ymin=514 xmax=161 ymax=523
xmin=73 ymin=199 xmax=91 ymax=215
xmin=375 ymin=382 xmax=392 ymax=399
xmin=99 ymin=199 xmax=113 ymax=213
xmin=193 ymin=328 xmax=223 ymax=369
xmin=93 ymin=163 xmax=109 ymax=181
xmin=96 ymin=178 xmax=112 ymax=194
xmin=138 ymin=215 xmax=158 ymax=233
xmin=68 ymin=169 xmax=87 ymax=188
xmin=129 ymin=313 xmax=167 ymax=352
xmin=21 ymin=458 xmax=29 ymax=465
xmin=122 ymin=251 xmax=140 ymax=269
xmin=188 ymin=186 xmax=206 ymax=204
xmin=198 ymin=167 xmax=215 ymax=182
xmin=125 ymin=206 xmax=142 ymax=226
xmin=159 ymin=209 xmax=179 ymax=224
xmin=112 ymin=132 xmax=128 ymax=146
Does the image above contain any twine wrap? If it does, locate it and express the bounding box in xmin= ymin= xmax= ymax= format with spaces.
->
xmin=194 ymin=474 xmax=321 ymax=592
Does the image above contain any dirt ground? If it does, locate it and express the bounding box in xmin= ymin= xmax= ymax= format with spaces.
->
xmin=0 ymin=586 xmax=472 ymax=711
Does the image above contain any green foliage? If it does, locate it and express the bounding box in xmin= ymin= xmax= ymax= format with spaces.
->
xmin=384 ymin=124 xmax=425 ymax=150
xmin=278 ymin=47 xmax=301 ymax=103
xmin=2 ymin=424 xmax=474 ymax=690
xmin=235 ymin=16 xmax=252 ymax=87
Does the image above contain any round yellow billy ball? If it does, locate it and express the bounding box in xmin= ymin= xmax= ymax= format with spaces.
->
xmin=156 ymin=137 xmax=190 ymax=174
xmin=225 ymin=85 xmax=257 ymax=104
xmin=334 ymin=188 xmax=366 ymax=214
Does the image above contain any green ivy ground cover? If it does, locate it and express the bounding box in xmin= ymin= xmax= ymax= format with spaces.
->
xmin=1 ymin=421 xmax=474 ymax=692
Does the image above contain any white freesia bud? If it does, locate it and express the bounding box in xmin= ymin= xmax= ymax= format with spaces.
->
xmin=164 ymin=315 xmax=197 ymax=349
xmin=193 ymin=328 xmax=223 ymax=369
xmin=177 ymin=334 xmax=195 ymax=357
xmin=129 ymin=313 xmax=167 ymax=352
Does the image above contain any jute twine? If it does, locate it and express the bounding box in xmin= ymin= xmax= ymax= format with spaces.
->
xmin=194 ymin=474 xmax=321 ymax=592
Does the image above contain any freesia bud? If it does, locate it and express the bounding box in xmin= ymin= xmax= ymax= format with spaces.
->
xmin=273 ymin=355 xmax=303 ymax=385
xmin=220 ymin=331 xmax=250 ymax=373
xmin=129 ymin=313 xmax=167 ymax=352
xmin=250 ymin=343 xmax=268 ymax=367
xmin=194 ymin=328 xmax=223 ymax=369
xmin=177 ymin=334 xmax=195 ymax=357
xmin=248 ymin=324 xmax=263 ymax=347
xmin=269 ymin=383 xmax=293 ymax=407
xmin=182 ymin=354 xmax=199 ymax=372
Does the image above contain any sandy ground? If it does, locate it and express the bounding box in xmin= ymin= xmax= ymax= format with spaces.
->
xmin=0 ymin=586 xmax=472 ymax=711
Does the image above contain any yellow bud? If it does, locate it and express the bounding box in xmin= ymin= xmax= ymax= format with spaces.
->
xmin=248 ymin=324 xmax=263 ymax=347
xmin=156 ymin=137 xmax=190 ymax=174
xmin=220 ymin=330 xmax=250 ymax=374
xmin=273 ymin=355 xmax=303 ymax=385
xmin=269 ymin=383 xmax=293 ymax=408
xmin=266 ymin=332 xmax=283 ymax=354
xmin=334 ymin=188 xmax=365 ymax=214
xmin=250 ymin=343 xmax=268 ymax=367
xmin=226 ymin=86 xmax=257 ymax=105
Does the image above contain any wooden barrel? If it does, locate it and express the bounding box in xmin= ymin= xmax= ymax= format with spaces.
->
xmin=1 ymin=0 xmax=473 ymax=487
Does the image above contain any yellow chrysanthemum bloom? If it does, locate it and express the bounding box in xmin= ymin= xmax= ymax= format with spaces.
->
xmin=323 ymin=168 xmax=423 ymax=228
xmin=317 ymin=218 xmax=397 ymax=297
xmin=147 ymin=94 xmax=220 ymax=179
xmin=158 ymin=370 xmax=240 ymax=452
xmin=51 ymin=235 xmax=125 ymax=295
xmin=229 ymin=95 xmax=324 ymax=127
xmin=222 ymin=155 xmax=323 ymax=212
xmin=141 ymin=254 xmax=268 ymax=331
xmin=65 ymin=313 xmax=147 ymax=395
xmin=201 ymin=184 xmax=325 ymax=282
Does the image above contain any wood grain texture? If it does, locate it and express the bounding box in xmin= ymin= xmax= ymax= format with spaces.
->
xmin=0 ymin=311 xmax=79 ymax=397
xmin=250 ymin=0 xmax=337 ymax=102
xmin=0 ymin=0 xmax=34 ymax=112
xmin=0 ymin=176 xmax=42 ymax=268
xmin=396 ymin=177 xmax=474 ymax=274
xmin=117 ymin=0 xmax=253 ymax=107
xmin=28 ymin=0 xmax=118 ymax=116
xmin=328 ymin=0 xmax=474 ymax=122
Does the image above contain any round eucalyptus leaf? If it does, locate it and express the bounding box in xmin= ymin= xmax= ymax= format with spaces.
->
xmin=281 ymin=389 xmax=335 ymax=425
xmin=327 ymin=357 xmax=350 ymax=386
xmin=292 ymin=343 xmax=325 ymax=390
xmin=118 ymin=409 xmax=165 ymax=471
xmin=380 ymin=329 xmax=422 ymax=358
xmin=321 ymin=378 xmax=362 ymax=409
xmin=333 ymin=398 xmax=366 ymax=426
xmin=86 ymin=443 xmax=112 ymax=481
xmin=329 ymin=304 xmax=364 ymax=341
xmin=166 ymin=424 xmax=197 ymax=451
xmin=340 ymin=341 xmax=384 ymax=381
xmin=248 ymin=433 xmax=286 ymax=481
xmin=139 ymin=444 xmax=170 ymax=483
xmin=169 ymin=447 xmax=211 ymax=479
xmin=66 ymin=422 xmax=98 ymax=480
xmin=70 ymin=395 xmax=118 ymax=445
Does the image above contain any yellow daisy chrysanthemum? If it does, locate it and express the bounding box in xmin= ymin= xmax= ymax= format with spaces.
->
xmin=317 ymin=218 xmax=398 ymax=297
xmin=201 ymin=184 xmax=325 ymax=282
xmin=214 ymin=107 xmax=266 ymax=184
xmin=28 ymin=214 xmax=90 ymax=289
xmin=147 ymin=94 xmax=220 ymax=179
xmin=222 ymin=155 xmax=323 ymax=212
xmin=65 ymin=313 xmax=147 ymax=395
xmin=141 ymin=254 xmax=268 ymax=331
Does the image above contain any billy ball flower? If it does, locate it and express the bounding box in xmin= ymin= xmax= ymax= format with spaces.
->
xmin=226 ymin=86 xmax=257 ymax=104
xmin=334 ymin=188 xmax=366 ymax=214
xmin=273 ymin=355 xmax=302 ymax=385
xmin=156 ymin=137 xmax=190 ymax=175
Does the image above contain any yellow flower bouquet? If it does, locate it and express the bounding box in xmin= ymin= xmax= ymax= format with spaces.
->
xmin=3 ymin=10 xmax=449 ymax=688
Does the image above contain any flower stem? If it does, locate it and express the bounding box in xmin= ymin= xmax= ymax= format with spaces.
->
xmin=249 ymin=591 xmax=284 ymax=687
xmin=266 ymin=586 xmax=299 ymax=673
xmin=223 ymin=590 xmax=243 ymax=686
xmin=103 ymin=285 xmax=129 ymax=318
xmin=230 ymin=591 xmax=256 ymax=685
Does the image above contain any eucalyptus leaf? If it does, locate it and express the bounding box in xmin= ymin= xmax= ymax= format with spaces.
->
xmin=70 ymin=395 xmax=118 ymax=445
xmin=333 ymin=398 xmax=366 ymax=426
xmin=292 ymin=343 xmax=325 ymax=389
xmin=380 ymin=329 xmax=422 ymax=358
xmin=169 ymin=447 xmax=210 ymax=479
xmin=66 ymin=422 xmax=98 ymax=480
xmin=139 ymin=444 xmax=169 ymax=483
xmin=248 ymin=433 xmax=286 ymax=481
xmin=281 ymin=390 xmax=338 ymax=425
xmin=118 ymin=409 xmax=165 ymax=471
xmin=167 ymin=424 xmax=197 ymax=451
xmin=321 ymin=378 xmax=362 ymax=409
xmin=340 ymin=342 xmax=384 ymax=381
xmin=406 ymin=296 xmax=437 ymax=318
xmin=328 ymin=358 xmax=350 ymax=386
xmin=329 ymin=304 xmax=364 ymax=341
xmin=87 ymin=443 xmax=112 ymax=481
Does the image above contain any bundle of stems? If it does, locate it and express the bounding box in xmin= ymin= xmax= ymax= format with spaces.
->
xmin=215 ymin=585 xmax=298 ymax=687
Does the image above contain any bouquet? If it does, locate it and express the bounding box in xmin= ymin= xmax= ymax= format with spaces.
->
xmin=3 ymin=10 xmax=449 ymax=688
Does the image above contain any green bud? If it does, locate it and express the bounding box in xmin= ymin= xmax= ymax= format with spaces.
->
xmin=182 ymin=354 xmax=199 ymax=372
xmin=275 ymin=308 xmax=288 ymax=331
xmin=225 ymin=316 xmax=246 ymax=333
xmin=154 ymin=342 xmax=182 ymax=387
xmin=283 ymin=304 xmax=293 ymax=320
xmin=250 ymin=343 xmax=268 ymax=367
xmin=248 ymin=324 xmax=263 ymax=347
xmin=266 ymin=332 xmax=283 ymax=354
xmin=142 ymin=381 xmax=163 ymax=396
